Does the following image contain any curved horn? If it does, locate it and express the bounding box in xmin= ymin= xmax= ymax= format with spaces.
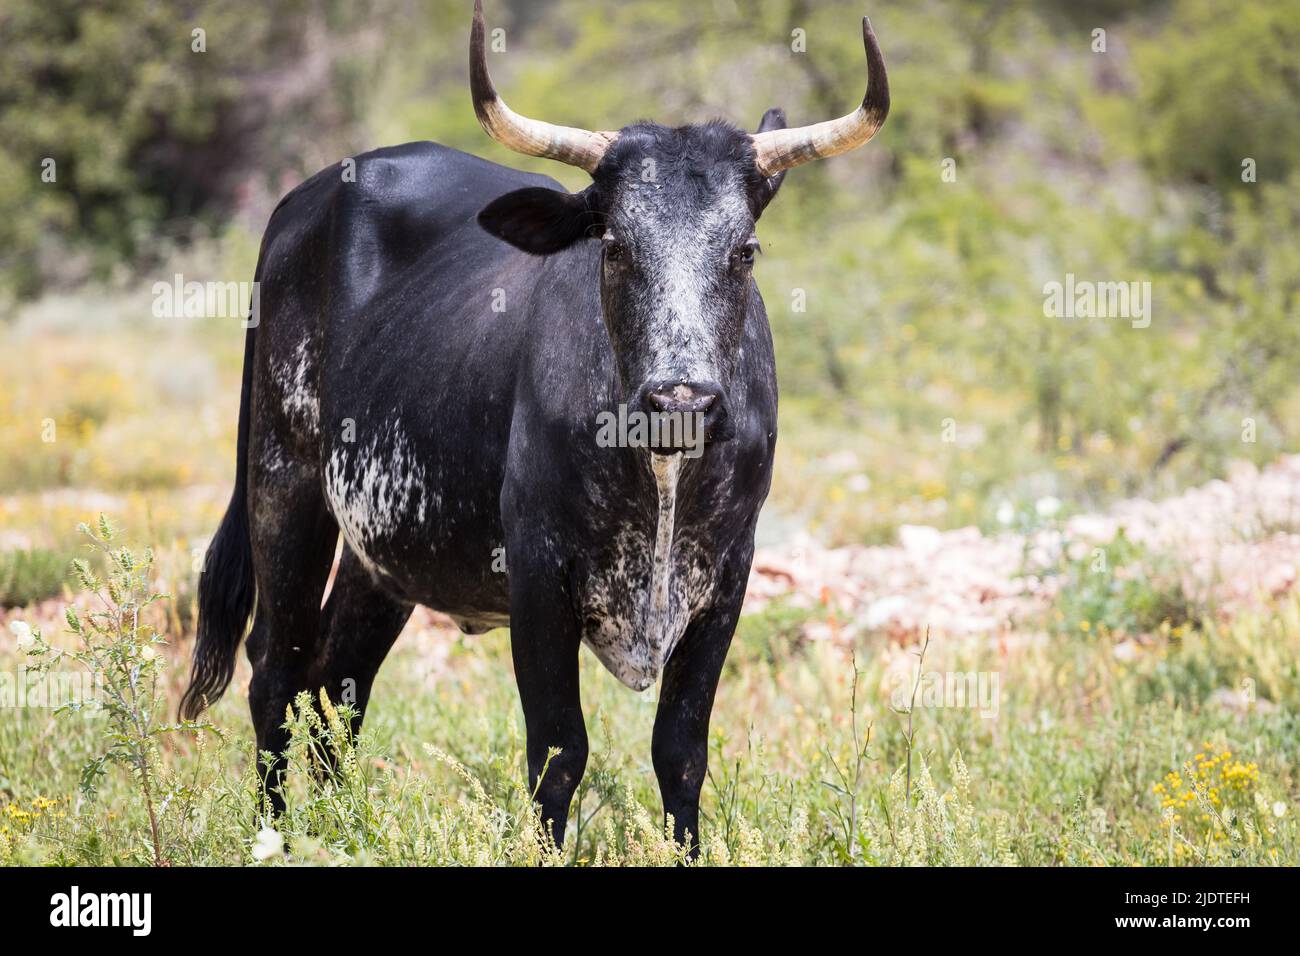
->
xmin=750 ymin=17 xmax=890 ymax=177
xmin=470 ymin=0 xmax=616 ymax=174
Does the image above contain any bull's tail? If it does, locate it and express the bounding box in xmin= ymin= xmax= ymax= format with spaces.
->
xmin=180 ymin=322 xmax=257 ymax=720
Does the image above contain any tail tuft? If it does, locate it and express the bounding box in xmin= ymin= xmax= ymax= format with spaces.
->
xmin=179 ymin=497 xmax=255 ymax=720
xmin=180 ymin=326 xmax=257 ymax=720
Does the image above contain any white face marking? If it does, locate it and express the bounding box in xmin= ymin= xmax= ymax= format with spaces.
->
xmin=647 ymin=196 xmax=748 ymax=384
xmin=607 ymin=178 xmax=752 ymax=388
xmin=323 ymin=419 xmax=429 ymax=574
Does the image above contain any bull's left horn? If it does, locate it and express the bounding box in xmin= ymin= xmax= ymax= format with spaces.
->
xmin=750 ymin=16 xmax=890 ymax=177
xmin=470 ymin=0 xmax=616 ymax=174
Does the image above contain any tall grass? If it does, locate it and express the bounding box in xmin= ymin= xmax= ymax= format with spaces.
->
xmin=1 ymin=518 xmax=1295 ymax=866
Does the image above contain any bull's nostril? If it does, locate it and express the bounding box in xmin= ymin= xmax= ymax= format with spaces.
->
xmin=642 ymin=381 xmax=725 ymax=424
xmin=648 ymin=389 xmax=715 ymax=414
xmin=637 ymin=381 xmax=731 ymax=449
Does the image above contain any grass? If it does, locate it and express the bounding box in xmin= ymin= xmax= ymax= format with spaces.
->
xmin=0 ymin=520 xmax=1295 ymax=866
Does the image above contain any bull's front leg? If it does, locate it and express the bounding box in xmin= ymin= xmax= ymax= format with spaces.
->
xmin=651 ymin=550 xmax=749 ymax=858
xmin=508 ymin=558 xmax=588 ymax=850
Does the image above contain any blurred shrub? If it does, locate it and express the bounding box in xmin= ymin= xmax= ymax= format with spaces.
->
xmin=0 ymin=0 xmax=394 ymax=302
xmin=1131 ymin=0 xmax=1300 ymax=192
xmin=0 ymin=548 xmax=68 ymax=607
xmin=1046 ymin=529 xmax=1203 ymax=639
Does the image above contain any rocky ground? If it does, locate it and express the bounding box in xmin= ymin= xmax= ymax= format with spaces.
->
xmin=746 ymin=456 xmax=1300 ymax=646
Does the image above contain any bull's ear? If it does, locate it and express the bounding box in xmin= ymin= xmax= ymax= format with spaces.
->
xmin=752 ymin=108 xmax=788 ymax=217
xmin=477 ymin=186 xmax=601 ymax=255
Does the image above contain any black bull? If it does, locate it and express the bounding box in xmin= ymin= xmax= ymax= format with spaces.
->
xmin=182 ymin=2 xmax=889 ymax=852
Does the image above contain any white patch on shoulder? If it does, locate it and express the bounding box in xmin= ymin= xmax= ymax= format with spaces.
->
xmin=323 ymin=419 xmax=428 ymax=574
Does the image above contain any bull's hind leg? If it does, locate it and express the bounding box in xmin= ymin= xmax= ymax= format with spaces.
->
xmin=244 ymin=444 xmax=338 ymax=814
xmin=308 ymin=545 xmax=413 ymax=736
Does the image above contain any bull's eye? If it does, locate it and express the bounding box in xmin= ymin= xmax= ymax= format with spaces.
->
xmin=733 ymin=239 xmax=760 ymax=268
xmin=603 ymin=239 xmax=627 ymax=264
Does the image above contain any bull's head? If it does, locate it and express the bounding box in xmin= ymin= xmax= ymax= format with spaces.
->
xmin=471 ymin=0 xmax=889 ymax=450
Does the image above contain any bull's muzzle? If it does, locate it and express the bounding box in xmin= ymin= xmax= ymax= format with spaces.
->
xmin=635 ymin=380 xmax=733 ymax=454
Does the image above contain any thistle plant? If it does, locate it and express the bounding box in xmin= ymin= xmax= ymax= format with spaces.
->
xmin=21 ymin=516 xmax=211 ymax=866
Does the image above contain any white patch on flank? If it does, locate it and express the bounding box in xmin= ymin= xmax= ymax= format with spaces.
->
xmin=323 ymin=419 xmax=429 ymax=574
xmin=279 ymin=339 xmax=320 ymax=436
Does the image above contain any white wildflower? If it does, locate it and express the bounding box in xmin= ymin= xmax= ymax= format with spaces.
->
xmin=9 ymin=620 xmax=35 ymax=650
xmin=252 ymin=827 xmax=284 ymax=861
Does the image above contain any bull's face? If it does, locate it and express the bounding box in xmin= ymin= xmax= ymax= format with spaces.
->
xmin=478 ymin=125 xmax=772 ymax=451
xmin=594 ymin=129 xmax=771 ymax=446
xmin=469 ymin=0 xmax=889 ymax=451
